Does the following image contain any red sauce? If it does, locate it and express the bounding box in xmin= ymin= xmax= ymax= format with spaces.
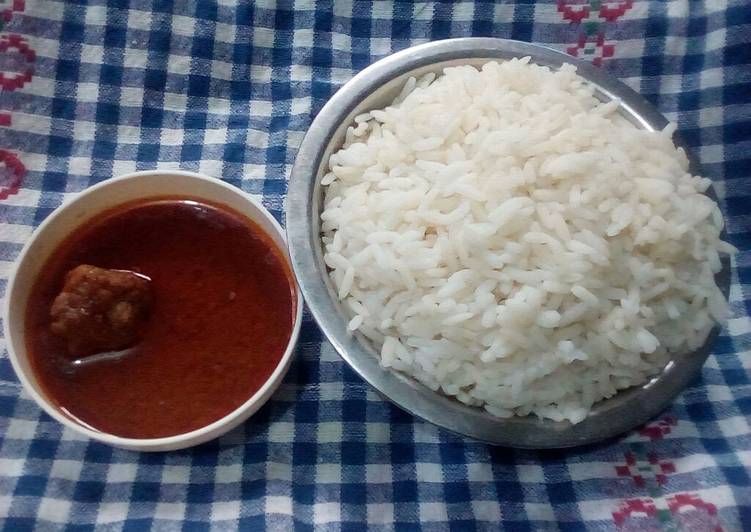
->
xmin=25 ymin=198 xmax=297 ymax=439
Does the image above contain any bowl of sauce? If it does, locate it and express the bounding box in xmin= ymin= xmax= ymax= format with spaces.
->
xmin=4 ymin=171 xmax=303 ymax=451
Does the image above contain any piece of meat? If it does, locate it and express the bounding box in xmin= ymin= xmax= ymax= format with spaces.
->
xmin=50 ymin=264 xmax=153 ymax=357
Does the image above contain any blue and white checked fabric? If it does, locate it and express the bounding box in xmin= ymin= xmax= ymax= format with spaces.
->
xmin=1 ymin=1 xmax=750 ymax=530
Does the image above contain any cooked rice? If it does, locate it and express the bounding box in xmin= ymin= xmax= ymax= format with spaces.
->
xmin=320 ymin=58 xmax=734 ymax=423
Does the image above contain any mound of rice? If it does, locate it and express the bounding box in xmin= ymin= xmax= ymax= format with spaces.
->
xmin=320 ymin=58 xmax=733 ymax=423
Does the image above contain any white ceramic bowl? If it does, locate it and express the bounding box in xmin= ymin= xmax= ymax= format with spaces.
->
xmin=4 ymin=170 xmax=303 ymax=451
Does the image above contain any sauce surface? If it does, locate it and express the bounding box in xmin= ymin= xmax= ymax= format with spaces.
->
xmin=26 ymin=198 xmax=297 ymax=439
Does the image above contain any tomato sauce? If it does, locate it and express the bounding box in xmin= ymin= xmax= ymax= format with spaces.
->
xmin=25 ymin=198 xmax=297 ymax=439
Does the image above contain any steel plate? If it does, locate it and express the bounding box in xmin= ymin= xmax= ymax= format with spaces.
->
xmin=286 ymin=38 xmax=730 ymax=448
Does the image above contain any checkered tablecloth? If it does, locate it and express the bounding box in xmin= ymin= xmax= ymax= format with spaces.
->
xmin=1 ymin=0 xmax=749 ymax=530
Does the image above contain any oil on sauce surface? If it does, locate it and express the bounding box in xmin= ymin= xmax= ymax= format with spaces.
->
xmin=26 ymin=198 xmax=297 ymax=439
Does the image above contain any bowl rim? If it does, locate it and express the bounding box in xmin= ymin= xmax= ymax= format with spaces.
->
xmin=4 ymin=169 xmax=304 ymax=451
xmin=285 ymin=37 xmax=730 ymax=448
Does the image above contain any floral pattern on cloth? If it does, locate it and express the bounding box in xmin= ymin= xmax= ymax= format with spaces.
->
xmin=613 ymin=417 xmax=724 ymax=531
xmin=0 ymin=0 xmax=29 ymax=199
xmin=558 ymin=0 xmax=634 ymax=65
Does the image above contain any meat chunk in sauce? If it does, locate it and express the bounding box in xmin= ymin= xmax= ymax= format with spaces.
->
xmin=50 ymin=265 xmax=152 ymax=357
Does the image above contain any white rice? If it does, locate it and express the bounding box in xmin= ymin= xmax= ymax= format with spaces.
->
xmin=320 ymin=58 xmax=734 ymax=424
